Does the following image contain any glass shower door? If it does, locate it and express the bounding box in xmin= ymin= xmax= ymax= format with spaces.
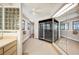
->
xmin=54 ymin=21 xmax=58 ymax=42
xmin=45 ymin=21 xmax=52 ymax=42
xmin=39 ymin=23 xmax=44 ymax=39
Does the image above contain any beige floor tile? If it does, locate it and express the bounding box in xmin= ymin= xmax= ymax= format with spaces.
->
xmin=23 ymin=38 xmax=59 ymax=55
xmin=56 ymin=37 xmax=79 ymax=55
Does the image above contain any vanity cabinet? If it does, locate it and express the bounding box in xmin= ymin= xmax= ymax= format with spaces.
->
xmin=4 ymin=41 xmax=17 ymax=55
xmin=0 ymin=40 xmax=17 ymax=55
xmin=0 ymin=48 xmax=3 ymax=55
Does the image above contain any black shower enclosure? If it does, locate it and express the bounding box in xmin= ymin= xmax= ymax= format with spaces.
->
xmin=39 ymin=18 xmax=59 ymax=43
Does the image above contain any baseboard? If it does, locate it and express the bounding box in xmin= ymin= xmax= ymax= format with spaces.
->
xmin=39 ymin=38 xmax=52 ymax=43
xmin=34 ymin=38 xmax=39 ymax=39
xmin=22 ymin=52 xmax=29 ymax=55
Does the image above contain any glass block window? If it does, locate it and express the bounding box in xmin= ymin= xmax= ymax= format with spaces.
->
xmin=4 ymin=8 xmax=19 ymax=30
xmin=0 ymin=8 xmax=2 ymax=30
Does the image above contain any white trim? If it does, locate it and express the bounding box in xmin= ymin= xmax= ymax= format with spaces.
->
xmin=0 ymin=30 xmax=18 ymax=31
xmin=3 ymin=6 xmax=4 ymax=30
xmin=0 ymin=4 xmax=20 ymax=8
xmin=4 ymin=6 xmax=20 ymax=8
xmin=17 ymin=3 xmax=22 ymax=55
xmin=59 ymin=21 xmax=61 ymax=39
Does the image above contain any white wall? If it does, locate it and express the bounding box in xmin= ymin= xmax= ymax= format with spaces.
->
xmin=22 ymin=17 xmax=34 ymax=43
xmin=34 ymin=20 xmax=39 ymax=39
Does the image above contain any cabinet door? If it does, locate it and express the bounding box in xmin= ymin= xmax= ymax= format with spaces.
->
xmin=0 ymin=48 xmax=3 ymax=55
xmin=4 ymin=45 xmax=16 ymax=55
xmin=4 ymin=41 xmax=17 ymax=55
xmin=4 ymin=41 xmax=16 ymax=52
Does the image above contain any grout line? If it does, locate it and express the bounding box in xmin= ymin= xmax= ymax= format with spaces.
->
xmin=53 ymin=43 xmax=67 ymax=55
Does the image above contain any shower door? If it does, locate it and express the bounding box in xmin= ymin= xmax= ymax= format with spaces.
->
xmin=39 ymin=19 xmax=52 ymax=43
xmin=45 ymin=21 xmax=52 ymax=43
xmin=54 ymin=20 xmax=59 ymax=42
xmin=39 ymin=23 xmax=45 ymax=39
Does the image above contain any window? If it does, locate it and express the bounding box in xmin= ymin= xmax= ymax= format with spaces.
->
xmin=60 ymin=23 xmax=65 ymax=30
xmin=4 ymin=8 xmax=19 ymax=30
xmin=27 ymin=22 xmax=30 ymax=30
xmin=73 ymin=21 xmax=79 ymax=31
xmin=65 ymin=23 xmax=69 ymax=30
xmin=22 ymin=20 xmax=25 ymax=30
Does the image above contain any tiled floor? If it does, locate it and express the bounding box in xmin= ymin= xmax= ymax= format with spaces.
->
xmin=55 ymin=37 xmax=79 ymax=55
xmin=23 ymin=38 xmax=60 ymax=55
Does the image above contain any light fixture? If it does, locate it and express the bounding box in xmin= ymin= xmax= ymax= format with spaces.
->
xmin=32 ymin=12 xmax=36 ymax=15
xmin=32 ymin=8 xmax=36 ymax=15
xmin=53 ymin=3 xmax=78 ymax=18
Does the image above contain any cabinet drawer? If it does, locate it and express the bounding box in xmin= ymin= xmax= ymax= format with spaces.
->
xmin=4 ymin=45 xmax=16 ymax=55
xmin=12 ymin=51 xmax=17 ymax=55
xmin=0 ymin=48 xmax=3 ymax=55
xmin=4 ymin=41 xmax=16 ymax=52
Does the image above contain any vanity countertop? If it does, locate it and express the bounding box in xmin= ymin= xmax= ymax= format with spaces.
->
xmin=0 ymin=39 xmax=16 ymax=48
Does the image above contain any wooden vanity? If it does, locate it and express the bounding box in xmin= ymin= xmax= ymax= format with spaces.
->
xmin=0 ymin=36 xmax=17 ymax=55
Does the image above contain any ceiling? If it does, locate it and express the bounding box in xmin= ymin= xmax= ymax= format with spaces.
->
xmin=22 ymin=3 xmax=65 ymax=22
xmin=55 ymin=5 xmax=79 ymax=21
